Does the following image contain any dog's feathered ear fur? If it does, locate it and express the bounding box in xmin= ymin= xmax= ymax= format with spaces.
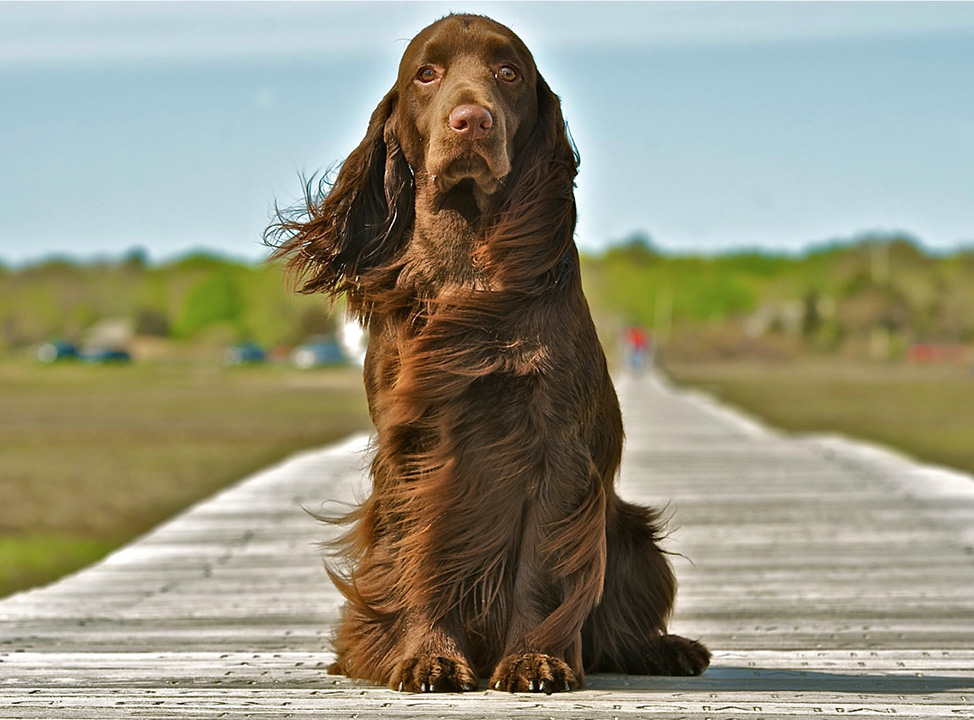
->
xmin=266 ymin=88 xmax=414 ymax=318
xmin=479 ymin=74 xmax=580 ymax=292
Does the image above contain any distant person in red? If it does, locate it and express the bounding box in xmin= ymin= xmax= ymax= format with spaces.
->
xmin=624 ymin=326 xmax=651 ymax=374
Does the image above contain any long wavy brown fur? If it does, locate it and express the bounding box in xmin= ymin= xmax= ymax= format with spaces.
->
xmin=266 ymin=13 xmax=709 ymax=693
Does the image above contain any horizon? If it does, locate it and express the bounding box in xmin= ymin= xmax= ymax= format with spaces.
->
xmin=5 ymin=229 xmax=972 ymax=272
xmin=2 ymin=2 xmax=973 ymax=266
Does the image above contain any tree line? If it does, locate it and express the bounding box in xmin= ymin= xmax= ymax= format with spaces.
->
xmin=2 ymin=234 xmax=973 ymax=361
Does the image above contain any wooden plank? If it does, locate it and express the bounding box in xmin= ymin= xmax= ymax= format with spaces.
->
xmin=2 ymin=375 xmax=974 ymax=718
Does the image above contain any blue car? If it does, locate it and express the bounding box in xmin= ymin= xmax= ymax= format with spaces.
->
xmin=291 ymin=336 xmax=346 ymax=369
xmin=80 ymin=347 xmax=132 ymax=363
xmin=223 ymin=343 xmax=266 ymax=366
xmin=36 ymin=341 xmax=80 ymax=363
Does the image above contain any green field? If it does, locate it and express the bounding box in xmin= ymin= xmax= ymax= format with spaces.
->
xmin=4 ymin=355 xmax=973 ymax=600
xmin=664 ymin=360 xmax=974 ymax=478
xmin=0 ymin=360 xmax=371 ymax=599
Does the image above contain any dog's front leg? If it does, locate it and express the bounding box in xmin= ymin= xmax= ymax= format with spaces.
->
xmin=489 ymin=536 xmax=584 ymax=693
xmin=390 ymin=609 xmax=478 ymax=693
xmin=490 ymin=650 xmax=580 ymax=694
xmin=490 ymin=473 xmax=606 ymax=694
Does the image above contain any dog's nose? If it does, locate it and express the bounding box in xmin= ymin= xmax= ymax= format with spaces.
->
xmin=448 ymin=105 xmax=493 ymax=141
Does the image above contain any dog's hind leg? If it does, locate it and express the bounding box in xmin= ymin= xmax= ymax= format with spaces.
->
xmin=581 ymin=499 xmax=711 ymax=676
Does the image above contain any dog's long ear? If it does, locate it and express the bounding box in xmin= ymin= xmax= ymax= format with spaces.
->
xmin=266 ymin=88 xmax=414 ymax=315
xmin=481 ymin=75 xmax=579 ymax=291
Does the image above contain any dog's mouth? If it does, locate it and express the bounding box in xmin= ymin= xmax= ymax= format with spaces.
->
xmin=435 ymin=178 xmax=486 ymax=220
xmin=430 ymin=148 xmax=509 ymax=197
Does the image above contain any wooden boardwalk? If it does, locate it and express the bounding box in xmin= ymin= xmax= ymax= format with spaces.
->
xmin=2 ymin=372 xmax=973 ymax=718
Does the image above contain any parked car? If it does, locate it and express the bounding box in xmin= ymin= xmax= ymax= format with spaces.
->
xmin=223 ymin=343 xmax=266 ymax=366
xmin=36 ymin=341 xmax=80 ymax=363
xmin=80 ymin=346 xmax=131 ymax=363
xmin=291 ymin=335 xmax=346 ymax=369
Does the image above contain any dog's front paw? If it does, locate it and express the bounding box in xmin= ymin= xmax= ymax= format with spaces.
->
xmin=390 ymin=654 xmax=478 ymax=693
xmin=644 ymin=634 xmax=711 ymax=676
xmin=489 ymin=652 xmax=578 ymax=694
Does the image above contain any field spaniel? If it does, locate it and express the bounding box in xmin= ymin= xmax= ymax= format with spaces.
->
xmin=268 ymin=13 xmax=710 ymax=693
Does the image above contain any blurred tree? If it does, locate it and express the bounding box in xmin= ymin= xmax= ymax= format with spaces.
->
xmin=603 ymin=232 xmax=660 ymax=266
xmin=801 ymin=288 xmax=822 ymax=338
xmin=174 ymin=270 xmax=244 ymax=340
xmin=299 ymin=306 xmax=337 ymax=340
xmin=134 ymin=307 xmax=171 ymax=337
xmin=1 ymin=234 xmax=973 ymax=361
xmin=122 ymin=246 xmax=150 ymax=272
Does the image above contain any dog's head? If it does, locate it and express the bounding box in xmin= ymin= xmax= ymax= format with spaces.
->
xmin=268 ymin=14 xmax=577 ymax=312
xmin=391 ymin=14 xmax=540 ymax=199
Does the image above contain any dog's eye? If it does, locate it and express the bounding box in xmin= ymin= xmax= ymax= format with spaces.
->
xmin=416 ymin=66 xmax=438 ymax=84
xmin=496 ymin=65 xmax=519 ymax=83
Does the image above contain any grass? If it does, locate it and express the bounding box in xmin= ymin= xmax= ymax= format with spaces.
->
xmin=0 ymin=359 xmax=372 ymax=599
xmin=0 ymin=535 xmax=116 ymax=595
xmin=663 ymin=359 xmax=974 ymax=477
xmin=6 ymin=354 xmax=972 ymax=600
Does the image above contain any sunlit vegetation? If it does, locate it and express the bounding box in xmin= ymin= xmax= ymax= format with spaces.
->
xmin=2 ymin=233 xmax=973 ymax=598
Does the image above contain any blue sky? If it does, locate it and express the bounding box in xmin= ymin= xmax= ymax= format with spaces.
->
xmin=2 ymin=1 xmax=973 ymax=265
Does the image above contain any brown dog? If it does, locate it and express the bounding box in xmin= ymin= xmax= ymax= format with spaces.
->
xmin=268 ymin=13 xmax=710 ymax=693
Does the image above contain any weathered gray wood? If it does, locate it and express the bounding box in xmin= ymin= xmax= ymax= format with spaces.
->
xmin=2 ymin=373 xmax=973 ymax=718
